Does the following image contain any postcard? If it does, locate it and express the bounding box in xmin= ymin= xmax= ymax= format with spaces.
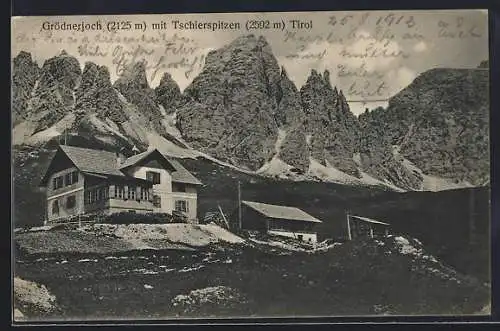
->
xmin=11 ymin=9 xmax=490 ymax=322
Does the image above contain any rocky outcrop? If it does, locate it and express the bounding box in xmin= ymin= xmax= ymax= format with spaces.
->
xmin=29 ymin=51 xmax=81 ymax=133
xmin=75 ymin=62 xmax=127 ymax=123
xmin=300 ymin=69 xmax=360 ymax=176
xmin=358 ymin=112 xmax=422 ymax=190
xmin=275 ymin=67 xmax=309 ymax=172
xmin=12 ymin=51 xmax=40 ymax=124
xmin=274 ymin=67 xmax=305 ymax=128
xmin=176 ymin=35 xmax=281 ymax=170
xmin=154 ymin=72 xmax=183 ymax=114
xmin=11 ymin=41 xmax=490 ymax=191
xmin=279 ymin=127 xmax=309 ymax=173
xmin=113 ymin=61 xmax=166 ymax=134
xmin=359 ymin=68 xmax=489 ymax=186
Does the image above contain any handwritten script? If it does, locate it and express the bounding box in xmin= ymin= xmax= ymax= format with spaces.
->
xmin=282 ymin=12 xmax=484 ymax=102
xmin=13 ymin=11 xmax=485 ymax=102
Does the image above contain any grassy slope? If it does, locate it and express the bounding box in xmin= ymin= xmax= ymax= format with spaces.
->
xmin=182 ymin=157 xmax=490 ymax=282
xmin=14 ymin=237 xmax=489 ymax=320
xmin=13 ymin=147 xmax=490 ymax=281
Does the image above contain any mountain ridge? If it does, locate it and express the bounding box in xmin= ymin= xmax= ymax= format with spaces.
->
xmin=11 ymin=35 xmax=490 ymax=192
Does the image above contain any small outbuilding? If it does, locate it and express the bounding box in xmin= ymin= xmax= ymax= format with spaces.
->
xmin=238 ymin=200 xmax=322 ymax=244
xmin=346 ymin=214 xmax=390 ymax=240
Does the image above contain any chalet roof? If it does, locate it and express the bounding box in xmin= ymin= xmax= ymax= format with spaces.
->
xmin=118 ymin=149 xmax=152 ymax=169
xmin=168 ymin=159 xmax=203 ymax=185
xmin=59 ymin=145 xmax=125 ymax=177
xmin=40 ymin=145 xmax=202 ymax=186
xmin=349 ymin=215 xmax=390 ymax=226
xmin=242 ymin=201 xmax=322 ymax=223
xmin=119 ymin=148 xmax=202 ymax=185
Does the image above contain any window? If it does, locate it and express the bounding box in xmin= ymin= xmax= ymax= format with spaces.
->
xmin=84 ymin=187 xmax=109 ymax=204
xmin=139 ymin=187 xmax=149 ymax=200
xmin=65 ymin=173 xmax=72 ymax=186
xmin=52 ymin=200 xmax=59 ymax=215
xmin=115 ymin=186 xmax=124 ymax=199
xmin=66 ymin=195 xmax=76 ymax=209
xmin=128 ymin=186 xmax=136 ymax=200
xmin=174 ymin=183 xmax=186 ymax=192
xmin=175 ymin=200 xmax=188 ymax=213
xmin=146 ymin=171 xmax=161 ymax=184
xmin=53 ymin=176 xmax=64 ymax=190
xmin=64 ymin=171 xmax=79 ymax=186
xmin=72 ymin=171 xmax=78 ymax=183
xmin=152 ymin=195 xmax=161 ymax=208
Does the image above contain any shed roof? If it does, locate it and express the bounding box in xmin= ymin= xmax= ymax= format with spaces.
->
xmin=349 ymin=215 xmax=390 ymax=226
xmin=242 ymin=201 xmax=322 ymax=223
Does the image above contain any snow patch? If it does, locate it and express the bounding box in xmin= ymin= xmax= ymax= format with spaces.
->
xmin=305 ymin=134 xmax=312 ymax=145
xmin=89 ymin=114 xmax=128 ymax=140
xmin=256 ymin=157 xmax=296 ymax=178
xmin=307 ymin=158 xmax=360 ymax=185
xmin=13 ymin=121 xmax=38 ymax=145
xmin=256 ymin=155 xmax=404 ymax=191
xmin=178 ymin=265 xmax=204 ymax=273
xmin=256 ymin=129 xmax=302 ymax=179
xmin=158 ymin=107 xmax=183 ymax=139
xmin=21 ymin=113 xmax=76 ymax=145
xmin=171 ymin=286 xmax=243 ymax=308
xmin=421 ymin=174 xmax=474 ymax=192
xmin=84 ymin=223 xmax=245 ymax=247
xmin=394 ymin=145 xmax=473 ymax=192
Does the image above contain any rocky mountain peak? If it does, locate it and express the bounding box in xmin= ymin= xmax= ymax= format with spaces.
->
xmin=280 ymin=66 xmax=288 ymax=78
xmin=23 ymin=51 xmax=82 ymax=133
xmin=113 ymin=61 xmax=165 ymax=133
xmin=115 ymin=60 xmax=149 ymax=89
xmin=40 ymin=51 xmax=81 ymax=91
xmin=11 ymin=35 xmax=489 ymax=192
xmin=155 ymin=72 xmax=183 ymax=115
xmin=13 ymin=51 xmax=37 ymax=66
xmin=177 ymin=33 xmax=282 ymax=170
xmin=12 ymin=52 xmax=41 ymax=123
xmin=300 ymin=67 xmax=361 ymax=175
xmin=75 ymin=61 xmax=126 ymax=123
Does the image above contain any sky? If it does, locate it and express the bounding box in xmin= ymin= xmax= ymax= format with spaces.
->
xmin=11 ymin=10 xmax=488 ymax=115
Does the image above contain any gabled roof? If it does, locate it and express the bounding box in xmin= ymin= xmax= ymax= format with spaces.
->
xmin=242 ymin=201 xmax=322 ymax=223
xmin=119 ymin=148 xmax=202 ymax=185
xmin=40 ymin=145 xmax=202 ymax=186
xmin=118 ymin=149 xmax=153 ymax=170
xmin=349 ymin=215 xmax=390 ymax=226
xmin=168 ymin=159 xmax=203 ymax=185
xmin=59 ymin=145 xmax=125 ymax=177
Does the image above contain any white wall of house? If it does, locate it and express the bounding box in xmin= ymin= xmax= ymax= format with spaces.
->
xmin=268 ymin=229 xmax=318 ymax=244
xmin=127 ymin=166 xmax=173 ymax=214
xmin=171 ymin=188 xmax=198 ymax=220
xmin=46 ymin=167 xmax=85 ymax=223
